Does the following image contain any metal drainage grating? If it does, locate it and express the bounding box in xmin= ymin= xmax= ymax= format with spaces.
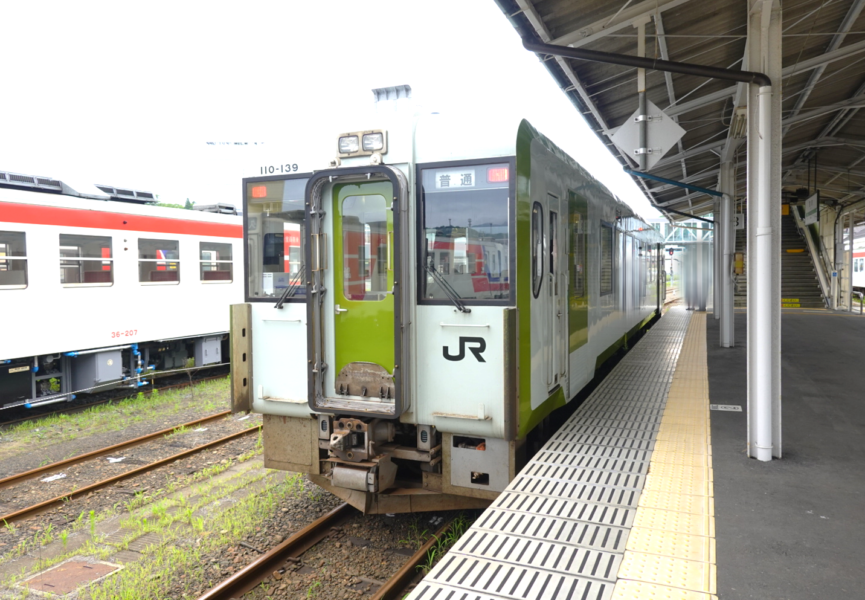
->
xmin=418 ymin=554 xmax=613 ymax=600
xmin=406 ymin=310 xmax=693 ymax=600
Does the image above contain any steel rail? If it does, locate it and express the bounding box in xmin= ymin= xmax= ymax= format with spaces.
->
xmin=0 ymin=410 xmax=232 ymax=490
xmin=195 ymin=503 xmax=355 ymax=600
xmin=0 ymin=426 xmax=260 ymax=524
xmin=371 ymin=518 xmax=456 ymax=600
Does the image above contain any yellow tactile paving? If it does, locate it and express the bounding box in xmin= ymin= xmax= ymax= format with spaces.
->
xmin=643 ymin=474 xmax=712 ymax=497
xmin=653 ymin=439 xmax=711 ymax=456
xmin=612 ymin=580 xmax=718 ymax=600
xmin=649 ymin=463 xmax=713 ymax=482
xmin=638 ymin=490 xmax=714 ymax=516
xmin=626 ymin=527 xmax=716 ymax=563
xmin=614 ymin=312 xmax=717 ymax=599
xmin=633 ymin=507 xmax=715 ymax=537
xmin=618 ymin=552 xmax=717 ymax=594
xmin=650 ymin=451 xmax=713 ymax=469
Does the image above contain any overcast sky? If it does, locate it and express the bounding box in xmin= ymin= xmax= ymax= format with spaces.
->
xmin=0 ymin=1 xmax=658 ymax=219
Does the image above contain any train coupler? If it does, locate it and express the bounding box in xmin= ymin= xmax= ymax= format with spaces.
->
xmin=330 ymin=455 xmax=397 ymax=493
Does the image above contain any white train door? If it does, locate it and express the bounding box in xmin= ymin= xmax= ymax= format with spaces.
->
xmin=529 ymin=170 xmax=569 ymax=409
xmin=547 ymin=194 xmax=564 ymax=391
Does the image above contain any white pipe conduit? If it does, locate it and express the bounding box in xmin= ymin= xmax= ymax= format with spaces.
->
xmin=752 ymin=85 xmax=775 ymax=462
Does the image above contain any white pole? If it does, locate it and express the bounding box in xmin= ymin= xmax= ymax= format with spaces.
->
xmin=747 ymin=0 xmax=781 ymax=461
xmin=720 ymin=190 xmax=735 ymax=347
xmin=834 ymin=211 xmax=843 ymax=309
xmin=637 ymin=19 xmax=647 ymax=171
xmin=752 ymin=85 xmax=774 ymax=462
xmin=714 ymin=199 xmax=721 ymax=319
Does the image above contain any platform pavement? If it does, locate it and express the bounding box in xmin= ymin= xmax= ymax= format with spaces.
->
xmin=707 ymin=310 xmax=865 ymax=599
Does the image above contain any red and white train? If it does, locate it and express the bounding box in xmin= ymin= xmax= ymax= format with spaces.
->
xmin=852 ymin=235 xmax=865 ymax=289
xmin=0 ymin=171 xmax=243 ymax=409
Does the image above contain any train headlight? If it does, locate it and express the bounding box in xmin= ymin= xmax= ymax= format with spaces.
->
xmin=337 ymin=130 xmax=387 ymax=158
xmin=362 ymin=132 xmax=384 ymax=152
xmin=338 ymin=135 xmax=359 ymax=154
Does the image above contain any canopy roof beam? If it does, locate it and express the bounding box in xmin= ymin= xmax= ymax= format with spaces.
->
xmin=667 ymin=37 xmax=865 ymax=117
xmin=549 ymin=0 xmax=694 ymax=48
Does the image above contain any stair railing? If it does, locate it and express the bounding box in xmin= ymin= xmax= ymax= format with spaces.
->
xmin=792 ymin=204 xmax=831 ymax=303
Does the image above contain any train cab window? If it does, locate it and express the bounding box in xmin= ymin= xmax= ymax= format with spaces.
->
xmin=420 ymin=162 xmax=512 ymax=304
xmin=60 ymin=234 xmax=113 ymax=286
xmin=0 ymin=231 xmax=27 ymax=289
xmin=200 ymin=242 xmax=233 ymax=282
xmin=138 ymin=239 xmax=180 ymax=283
xmin=244 ymin=178 xmax=308 ymax=300
xmin=531 ymin=203 xmax=543 ymax=298
xmin=600 ymin=223 xmax=614 ymax=296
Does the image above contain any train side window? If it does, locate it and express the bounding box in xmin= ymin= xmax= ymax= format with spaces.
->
xmin=600 ymin=223 xmax=614 ymax=296
xmin=0 ymin=231 xmax=27 ymax=289
xmin=60 ymin=234 xmax=113 ymax=286
xmin=200 ymin=242 xmax=233 ymax=282
xmin=244 ymin=178 xmax=308 ymax=301
xmin=139 ymin=238 xmax=180 ymax=283
xmin=531 ymin=202 xmax=543 ymax=298
xmin=570 ymin=195 xmax=587 ymax=299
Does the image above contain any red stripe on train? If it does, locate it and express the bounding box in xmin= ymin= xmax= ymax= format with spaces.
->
xmin=0 ymin=202 xmax=243 ymax=239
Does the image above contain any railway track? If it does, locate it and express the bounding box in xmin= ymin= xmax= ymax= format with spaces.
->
xmin=196 ymin=504 xmax=456 ymax=600
xmin=0 ymin=410 xmax=231 ymax=491
xmin=0 ymin=422 xmax=260 ymax=525
xmin=0 ymin=369 xmax=229 ymax=428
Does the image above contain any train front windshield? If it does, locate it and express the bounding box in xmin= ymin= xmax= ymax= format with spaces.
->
xmin=420 ymin=163 xmax=511 ymax=303
xmin=244 ymin=178 xmax=309 ymax=300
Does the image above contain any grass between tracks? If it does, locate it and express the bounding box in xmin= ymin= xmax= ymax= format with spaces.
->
xmin=0 ymin=378 xmax=230 ymax=457
xmin=1 ymin=432 xmax=332 ymax=599
xmin=417 ymin=513 xmax=473 ymax=575
xmin=80 ymin=473 xmax=319 ymax=599
xmin=0 ymin=432 xmax=263 ymax=576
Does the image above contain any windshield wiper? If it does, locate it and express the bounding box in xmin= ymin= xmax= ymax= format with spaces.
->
xmin=275 ymin=265 xmax=305 ymax=309
xmin=425 ymin=262 xmax=470 ymax=313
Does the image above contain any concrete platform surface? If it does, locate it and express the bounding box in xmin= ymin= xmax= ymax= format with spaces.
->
xmin=707 ymin=311 xmax=865 ymax=599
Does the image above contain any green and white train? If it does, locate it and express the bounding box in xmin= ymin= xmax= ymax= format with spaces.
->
xmin=232 ymin=107 xmax=665 ymax=514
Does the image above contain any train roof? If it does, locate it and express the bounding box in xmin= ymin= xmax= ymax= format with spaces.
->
xmin=414 ymin=114 xmax=658 ymax=231
xmin=0 ymin=170 xmax=239 ymax=223
xmin=0 ymin=185 xmax=240 ymax=225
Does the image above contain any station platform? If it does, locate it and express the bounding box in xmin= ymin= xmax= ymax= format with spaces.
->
xmin=707 ymin=309 xmax=865 ymax=599
xmin=407 ymin=306 xmax=865 ymax=600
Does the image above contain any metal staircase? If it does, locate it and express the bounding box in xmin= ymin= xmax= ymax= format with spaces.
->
xmin=733 ymin=212 xmax=826 ymax=308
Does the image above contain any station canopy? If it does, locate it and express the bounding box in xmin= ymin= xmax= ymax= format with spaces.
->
xmin=496 ymin=0 xmax=865 ymax=220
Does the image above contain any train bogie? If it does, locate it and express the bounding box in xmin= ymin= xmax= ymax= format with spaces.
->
xmin=235 ymin=109 xmax=663 ymax=513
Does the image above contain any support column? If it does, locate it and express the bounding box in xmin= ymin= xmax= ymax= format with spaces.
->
xmin=833 ymin=209 xmax=843 ymax=309
xmin=720 ymin=162 xmax=736 ymax=347
xmin=714 ymin=198 xmax=721 ymax=319
xmin=636 ymin=19 xmax=648 ymax=171
xmin=747 ymin=0 xmax=782 ymax=461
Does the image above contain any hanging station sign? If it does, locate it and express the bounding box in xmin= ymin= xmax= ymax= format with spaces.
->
xmin=804 ymin=192 xmax=819 ymax=226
